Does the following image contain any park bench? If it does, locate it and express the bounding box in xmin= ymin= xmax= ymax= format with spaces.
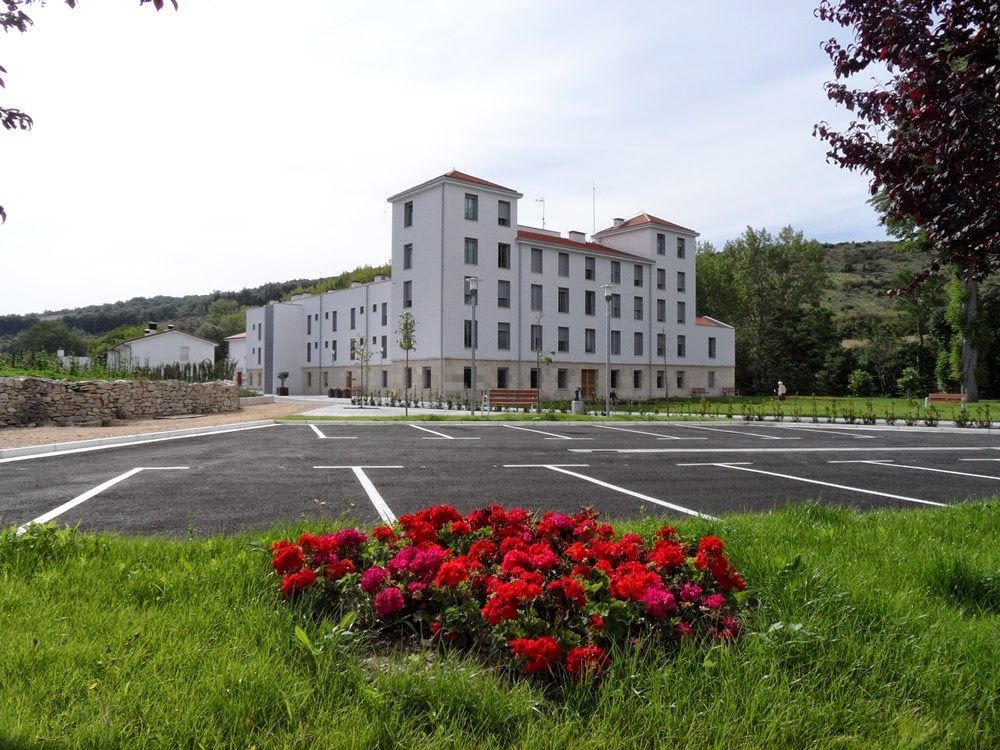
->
xmin=925 ymin=392 xmax=965 ymax=407
xmin=722 ymin=387 xmax=737 ymax=397
xmin=689 ymin=387 xmax=706 ymax=398
xmin=483 ymin=389 xmax=540 ymax=410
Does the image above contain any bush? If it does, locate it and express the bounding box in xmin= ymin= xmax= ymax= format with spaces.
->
xmin=896 ymin=366 xmax=924 ymax=398
xmin=270 ymin=505 xmax=746 ymax=682
xmin=847 ymin=369 xmax=875 ymax=396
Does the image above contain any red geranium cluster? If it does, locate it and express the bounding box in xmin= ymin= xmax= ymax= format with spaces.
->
xmin=269 ymin=505 xmax=746 ymax=680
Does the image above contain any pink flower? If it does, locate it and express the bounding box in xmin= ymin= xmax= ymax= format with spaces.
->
xmin=641 ymin=587 xmax=677 ymax=619
xmin=332 ymin=528 xmax=368 ymax=549
xmin=676 ymin=621 xmax=694 ymax=638
xmin=373 ymin=586 xmax=405 ymax=618
xmin=702 ymin=593 xmax=725 ymax=610
xmin=679 ymin=582 xmax=703 ymax=602
xmin=360 ymin=566 xmax=389 ymax=593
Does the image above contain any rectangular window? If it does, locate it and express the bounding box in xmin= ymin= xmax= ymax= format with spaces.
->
xmin=677 ymin=370 xmax=685 ymax=389
xmin=464 ymin=237 xmax=479 ymax=264
xmin=585 ymin=328 xmax=596 ymax=354
xmin=611 ymin=369 xmax=619 ymax=389
xmin=530 ymin=368 xmax=539 ymax=389
xmin=657 ymin=299 xmax=666 ymax=322
xmin=306 ymin=342 xmax=312 ymax=362
xmin=497 ymin=367 xmax=509 ymax=389
xmin=656 ymin=333 xmax=666 ymax=357
xmin=423 ymin=367 xmax=431 ymax=389
xmin=350 ymin=308 xmax=356 ymax=329
xmin=497 ymin=243 xmax=511 ymax=269
xmin=585 ymin=256 xmax=595 ymax=280
xmin=656 ymin=370 xmax=664 ymax=389
xmin=498 ymin=322 xmax=511 ymax=350
xmin=332 ymin=341 xmax=337 ymax=362
xmin=633 ymin=370 xmax=642 ymax=388
xmin=463 ymin=367 xmax=472 ymax=389
xmin=611 ymin=261 xmax=621 ymax=283
xmin=381 ymin=335 xmax=387 ymax=358
xmin=464 ymin=277 xmax=475 ymax=305
xmin=558 ymin=287 xmax=569 ymax=313
xmin=406 ymin=367 xmax=413 ymax=388
xmin=611 ymin=330 xmax=621 ymax=355
xmin=531 ymin=247 xmax=543 ymax=273
xmin=531 ymin=284 xmax=543 ymax=311
xmin=179 ymin=346 xmax=189 ymax=363
xmin=463 ymin=320 xmax=478 ymax=348
xmin=307 ymin=317 xmax=312 ymax=335
xmin=381 ymin=302 xmax=387 ymax=326
xmin=677 ymin=300 xmax=686 ymax=324
xmin=257 ymin=348 xmax=261 ymax=365
xmin=558 ymin=252 xmax=569 ymax=277
xmin=498 ymin=200 xmax=510 ymax=226
xmin=307 ymin=372 xmax=312 ymax=388
xmin=403 ymin=200 xmax=413 ymax=227
xmin=677 ymin=335 xmax=686 ymax=357
xmin=634 ymin=264 xmax=643 ymax=287
xmin=657 ymin=268 xmax=665 ymax=290
xmin=403 ymin=281 xmax=412 ymax=308
xmin=257 ymin=324 xmax=261 ymax=341
xmin=557 ymin=368 xmax=567 ymax=389
xmin=331 ymin=311 xmax=337 ymax=331
xmin=585 ymin=290 xmax=596 ymax=316
xmin=324 ymin=311 xmax=329 ymax=320
xmin=323 ymin=371 xmax=328 ymax=388
xmin=530 ymin=324 xmax=542 ymax=352
xmin=381 ymin=370 xmax=388 ymax=388
xmin=611 ymin=293 xmax=621 ymax=318
xmin=708 ymin=371 xmax=716 ymax=388
xmin=350 ymin=339 xmax=356 ymax=360
xmin=656 ymin=233 xmax=666 ymax=255
xmin=633 ymin=296 xmax=643 ymax=321
xmin=403 ymin=243 xmax=412 ymax=269
xmin=677 ymin=271 xmax=686 ymax=293
xmin=465 ymin=193 xmax=478 ymax=221
xmin=709 ymin=336 xmax=717 ymax=358
xmin=558 ymin=326 xmax=570 ymax=353
xmin=634 ymin=332 xmax=643 ymax=356
xmin=498 ymin=280 xmax=511 ymax=308
xmin=677 ymin=237 xmax=686 ymax=259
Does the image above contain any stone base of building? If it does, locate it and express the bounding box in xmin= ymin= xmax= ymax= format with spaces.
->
xmin=247 ymin=360 xmax=735 ymax=401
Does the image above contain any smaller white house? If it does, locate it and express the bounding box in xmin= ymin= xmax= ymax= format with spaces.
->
xmin=107 ymin=328 xmax=216 ymax=370
xmin=224 ymin=332 xmax=247 ymax=385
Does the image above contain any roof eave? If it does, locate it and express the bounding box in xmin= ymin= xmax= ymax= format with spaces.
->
xmin=387 ymin=175 xmax=523 ymax=203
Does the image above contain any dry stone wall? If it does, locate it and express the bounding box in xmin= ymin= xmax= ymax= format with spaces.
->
xmin=0 ymin=377 xmax=240 ymax=428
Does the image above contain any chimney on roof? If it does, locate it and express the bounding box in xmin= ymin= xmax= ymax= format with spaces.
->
xmin=612 ymin=218 xmax=625 ymax=229
xmin=374 ymin=275 xmax=387 ymax=282
xmin=567 ymin=231 xmax=586 ymax=244
xmin=350 ymin=281 xmax=362 ymax=288
xmin=143 ymin=329 xmax=152 ymax=336
xmin=166 ymin=325 xmax=175 ymax=331
xmin=147 ymin=321 xmax=158 ymax=331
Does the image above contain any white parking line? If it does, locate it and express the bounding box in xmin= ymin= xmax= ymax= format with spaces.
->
xmin=313 ymin=465 xmax=400 ymax=522
xmin=502 ymin=464 xmax=590 ymax=468
xmin=830 ymin=459 xmax=1000 ymax=481
xmin=591 ymin=424 xmax=706 ymax=440
xmin=308 ymin=424 xmax=357 ymax=440
xmin=503 ymin=425 xmax=592 ymax=440
xmin=767 ymin=424 xmax=876 ymax=439
xmin=16 ymin=466 xmax=189 ymax=535
xmin=541 ymin=465 xmax=718 ymax=519
xmin=698 ymin=462 xmax=945 ymax=507
xmin=570 ymin=446 xmax=997 ymax=455
xmin=668 ymin=423 xmax=797 ymax=440
xmin=959 ymin=458 xmax=1000 ymax=462
xmin=408 ymin=424 xmax=479 ymax=440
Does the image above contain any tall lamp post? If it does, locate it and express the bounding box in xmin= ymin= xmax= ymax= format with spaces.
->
xmin=467 ymin=275 xmax=479 ymax=415
xmin=602 ymin=284 xmax=614 ymax=417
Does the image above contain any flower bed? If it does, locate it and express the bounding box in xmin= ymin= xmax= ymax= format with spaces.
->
xmin=270 ymin=505 xmax=746 ymax=681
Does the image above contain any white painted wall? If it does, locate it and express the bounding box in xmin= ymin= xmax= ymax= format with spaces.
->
xmin=108 ymin=331 xmax=215 ymax=369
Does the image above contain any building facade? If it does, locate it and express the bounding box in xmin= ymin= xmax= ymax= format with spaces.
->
xmin=107 ymin=328 xmax=216 ymax=370
xmin=245 ymin=170 xmax=735 ymax=399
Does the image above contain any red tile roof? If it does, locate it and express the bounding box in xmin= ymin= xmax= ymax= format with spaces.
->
xmin=442 ymin=170 xmax=518 ymax=193
xmin=696 ymin=316 xmax=732 ymax=328
xmin=116 ymin=329 xmax=219 ymax=347
xmin=516 ymin=229 xmax=649 ymax=262
xmin=595 ymin=212 xmax=696 ymax=236
xmin=225 ymin=332 xmax=247 ymax=340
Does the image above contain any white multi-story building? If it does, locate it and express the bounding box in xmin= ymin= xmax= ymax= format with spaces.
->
xmin=245 ymin=170 xmax=734 ymax=399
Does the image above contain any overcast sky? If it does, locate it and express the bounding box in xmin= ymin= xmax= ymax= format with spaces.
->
xmin=0 ymin=0 xmax=882 ymax=315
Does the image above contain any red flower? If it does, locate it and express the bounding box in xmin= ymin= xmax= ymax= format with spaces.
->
xmin=272 ymin=545 xmax=305 ymax=574
xmin=281 ymin=567 xmax=317 ymax=596
xmin=647 ymin=540 xmax=685 ymax=570
xmin=270 ymin=539 xmax=293 ymax=553
xmin=566 ymin=645 xmax=609 ymax=680
xmin=610 ymin=561 xmax=662 ymax=601
xmin=510 ymin=636 xmax=562 ymax=674
xmin=547 ymin=577 xmax=587 ymax=608
xmin=450 ymin=520 xmax=472 ymax=536
xmin=590 ymin=614 xmax=605 ymax=630
xmin=481 ymin=579 xmax=542 ymax=625
xmin=373 ymin=524 xmax=395 ymax=542
xmin=434 ymin=556 xmax=480 ymax=587
xmin=324 ymin=557 xmax=356 ymax=580
xmin=373 ymin=586 xmax=405 ymax=618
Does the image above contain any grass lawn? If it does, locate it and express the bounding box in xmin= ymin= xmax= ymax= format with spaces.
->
xmin=1 ymin=502 xmax=997 ymax=748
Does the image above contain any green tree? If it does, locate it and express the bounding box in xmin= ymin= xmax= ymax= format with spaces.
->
xmin=89 ymin=324 xmax=146 ymax=359
xmin=396 ymin=311 xmax=416 ymax=416
xmin=196 ymin=298 xmax=245 ymax=341
xmin=15 ymin=319 xmax=88 ymax=355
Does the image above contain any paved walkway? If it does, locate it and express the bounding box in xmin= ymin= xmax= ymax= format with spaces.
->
xmin=285 ymin=396 xmax=483 ymax=418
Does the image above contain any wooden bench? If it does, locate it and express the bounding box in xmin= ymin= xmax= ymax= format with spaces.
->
xmin=722 ymin=387 xmax=737 ymax=397
xmin=484 ymin=389 xmax=540 ymax=409
xmin=925 ymin=393 xmax=965 ymax=407
xmin=689 ymin=387 xmax=706 ymax=398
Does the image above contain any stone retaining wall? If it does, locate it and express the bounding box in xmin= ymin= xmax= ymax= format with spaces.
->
xmin=0 ymin=377 xmax=240 ymax=428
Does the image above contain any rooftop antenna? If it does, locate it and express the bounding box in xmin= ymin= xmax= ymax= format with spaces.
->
xmin=535 ymin=197 xmax=546 ymax=229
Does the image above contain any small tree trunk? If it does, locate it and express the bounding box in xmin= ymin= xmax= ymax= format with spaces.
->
xmin=961 ymin=277 xmax=979 ymax=403
xmin=404 ymin=350 xmax=409 ymax=417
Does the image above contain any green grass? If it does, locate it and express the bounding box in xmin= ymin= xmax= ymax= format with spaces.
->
xmin=1 ymin=502 xmax=997 ymax=748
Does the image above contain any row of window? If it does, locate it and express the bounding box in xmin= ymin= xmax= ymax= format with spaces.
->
xmin=302 ymin=303 xmax=389 ymax=336
xmin=463 ymin=322 xmax=717 ymax=358
xmin=656 ymin=233 xmax=686 ymax=259
xmin=402 ymin=195 xmax=513 ymax=228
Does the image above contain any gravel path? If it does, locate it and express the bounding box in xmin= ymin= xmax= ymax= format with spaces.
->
xmin=0 ymin=402 xmax=312 ymax=450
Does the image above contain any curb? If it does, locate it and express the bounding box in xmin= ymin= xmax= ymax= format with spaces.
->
xmin=0 ymin=420 xmax=278 ymax=460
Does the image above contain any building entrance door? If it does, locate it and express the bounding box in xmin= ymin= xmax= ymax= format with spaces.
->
xmin=581 ymin=369 xmax=597 ymax=400
xmin=346 ymin=371 xmax=353 ymax=391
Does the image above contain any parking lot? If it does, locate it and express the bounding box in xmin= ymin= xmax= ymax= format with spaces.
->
xmin=2 ymin=420 xmax=998 ymax=536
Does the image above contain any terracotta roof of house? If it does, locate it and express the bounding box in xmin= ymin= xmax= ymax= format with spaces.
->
xmin=115 ymin=329 xmax=219 ymax=348
xmin=695 ymin=316 xmax=733 ymax=328
xmin=225 ymin=332 xmax=247 ymax=340
xmin=594 ymin=212 xmax=697 ymax=236
xmin=516 ymin=229 xmax=650 ymax=262
xmin=441 ymin=170 xmax=518 ymax=193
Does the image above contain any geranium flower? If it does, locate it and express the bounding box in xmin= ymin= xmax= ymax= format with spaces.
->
xmin=702 ymin=593 xmax=725 ymax=610
xmin=281 ymin=567 xmax=317 ymax=596
xmin=510 ymin=636 xmax=562 ymax=673
xmin=641 ymin=587 xmax=677 ymax=619
xmin=566 ymin=645 xmax=609 ymax=680
xmin=324 ymin=557 xmax=355 ymax=580
xmin=373 ymin=586 xmax=405 ymax=617
xmin=272 ymin=545 xmax=305 ymax=574
xmin=360 ymin=566 xmax=389 ymax=593
xmin=547 ymin=577 xmax=587 ymax=608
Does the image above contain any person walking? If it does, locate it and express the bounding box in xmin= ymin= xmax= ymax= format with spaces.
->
xmin=776 ymin=380 xmax=787 ymax=401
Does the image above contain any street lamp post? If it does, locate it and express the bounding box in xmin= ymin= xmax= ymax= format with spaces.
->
xmin=467 ymin=276 xmax=479 ymax=415
xmin=602 ymin=284 xmax=614 ymax=417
